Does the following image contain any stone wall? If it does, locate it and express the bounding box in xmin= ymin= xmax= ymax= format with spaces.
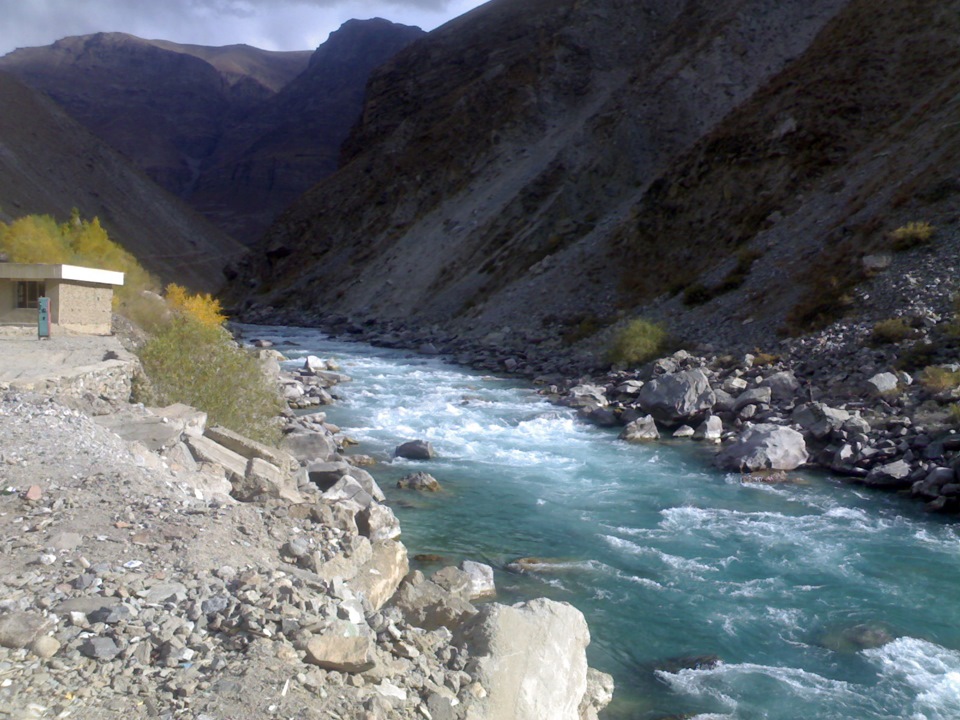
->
xmin=51 ymin=281 xmax=113 ymax=335
xmin=0 ymin=357 xmax=136 ymax=416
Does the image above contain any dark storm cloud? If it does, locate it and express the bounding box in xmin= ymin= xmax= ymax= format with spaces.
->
xmin=0 ymin=0 xmax=485 ymax=56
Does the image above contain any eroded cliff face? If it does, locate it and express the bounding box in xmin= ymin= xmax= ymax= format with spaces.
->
xmin=233 ymin=0 xmax=851 ymax=333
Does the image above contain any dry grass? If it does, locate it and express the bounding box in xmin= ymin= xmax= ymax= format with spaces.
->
xmin=890 ymin=221 xmax=935 ymax=251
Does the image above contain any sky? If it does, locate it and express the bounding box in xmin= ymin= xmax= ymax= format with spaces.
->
xmin=0 ymin=0 xmax=489 ymax=57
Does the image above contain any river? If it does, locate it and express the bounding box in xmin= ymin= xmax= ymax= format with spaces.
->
xmin=245 ymin=325 xmax=960 ymax=719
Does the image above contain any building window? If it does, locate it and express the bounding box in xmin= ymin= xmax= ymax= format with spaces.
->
xmin=16 ymin=281 xmax=45 ymax=309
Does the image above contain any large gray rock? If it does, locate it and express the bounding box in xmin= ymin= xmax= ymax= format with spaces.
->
xmin=460 ymin=560 xmax=497 ymax=601
xmin=865 ymin=372 xmax=900 ymax=396
xmin=397 ymin=471 xmax=442 ymax=491
xmin=693 ymin=415 xmax=724 ymax=442
xmin=561 ymin=384 xmax=609 ymax=410
xmin=205 ymin=424 xmax=296 ymax=472
xmin=636 ymin=369 xmax=716 ymax=425
xmin=864 ymin=459 xmax=913 ymax=489
xmin=233 ymin=457 xmax=303 ymax=503
xmin=618 ymin=415 xmax=660 ymax=442
xmin=321 ymin=475 xmax=374 ymax=509
xmin=760 ymin=371 xmax=801 ymax=401
xmin=733 ymin=386 xmax=772 ymax=413
xmin=395 ymin=439 xmax=436 ymax=460
xmin=715 ymin=423 xmax=809 ymax=471
xmin=457 ymin=598 xmax=606 ymax=720
xmin=393 ymin=571 xmax=478 ymax=631
xmin=351 ymin=540 xmax=409 ymax=611
xmin=357 ymin=503 xmax=402 ymax=542
xmin=304 ymin=635 xmax=376 ymax=673
xmin=282 ymin=430 xmax=338 ymax=462
xmin=579 ymin=668 xmax=616 ymax=720
xmin=792 ymin=402 xmax=851 ymax=440
xmin=308 ymin=461 xmax=385 ymax=501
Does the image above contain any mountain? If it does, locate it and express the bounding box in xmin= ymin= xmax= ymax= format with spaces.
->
xmin=0 ymin=33 xmax=310 ymax=200
xmin=0 ymin=71 xmax=245 ymax=292
xmin=230 ymin=0 xmax=960 ymax=363
xmin=0 ymin=22 xmax=425 ymax=243
xmin=188 ymin=19 xmax=425 ymax=242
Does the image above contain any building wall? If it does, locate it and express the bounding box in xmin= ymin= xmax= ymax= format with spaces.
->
xmin=52 ymin=281 xmax=113 ymax=335
xmin=0 ymin=279 xmax=113 ymax=334
xmin=0 ymin=280 xmax=37 ymax=325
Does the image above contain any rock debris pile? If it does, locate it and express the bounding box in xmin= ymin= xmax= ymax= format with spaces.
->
xmin=548 ymin=347 xmax=960 ymax=510
xmin=0 ymin=351 xmax=612 ymax=720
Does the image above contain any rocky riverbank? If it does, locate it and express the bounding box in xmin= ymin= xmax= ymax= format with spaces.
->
xmin=237 ymin=305 xmax=960 ymax=514
xmin=0 ymin=346 xmax=613 ymax=719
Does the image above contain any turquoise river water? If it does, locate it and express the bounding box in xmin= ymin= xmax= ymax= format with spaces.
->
xmin=246 ymin=325 xmax=960 ymax=719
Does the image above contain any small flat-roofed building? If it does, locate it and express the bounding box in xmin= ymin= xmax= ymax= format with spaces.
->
xmin=0 ymin=263 xmax=124 ymax=335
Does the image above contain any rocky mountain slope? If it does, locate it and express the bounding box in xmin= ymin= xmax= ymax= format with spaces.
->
xmin=231 ymin=0 xmax=960 ymax=368
xmin=0 ymin=71 xmax=244 ymax=291
xmin=0 ymin=22 xmax=424 ymax=243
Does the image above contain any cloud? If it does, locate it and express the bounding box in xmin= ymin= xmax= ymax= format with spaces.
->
xmin=0 ymin=0 xmax=486 ymax=56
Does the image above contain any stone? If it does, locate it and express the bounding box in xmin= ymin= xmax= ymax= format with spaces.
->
xmin=715 ymin=423 xmax=809 ymax=471
xmin=322 ymin=475 xmax=375 ymax=509
xmin=618 ymin=415 xmax=660 ymax=442
xmin=733 ymin=386 xmax=772 ymax=413
xmin=579 ymin=668 xmax=616 ymax=720
xmin=672 ymin=425 xmax=695 ymax=438
xmin=460 ymin=560 xmax=496 ymax=601
xmin=304 ymin=635 xmax=376 ymax=673
xmin=24 ymin=485 xmax=42 ymax=501
xmin=561 ymin=385 xmax=608 ymax=410
xmin=865 ymin=372 xmax=900 ymax=396
xmin=636 ymin=369 xmax=716 ymax=425
xmin=307 ymin=461 xmax=385 ymax=501
xmin=395 ymin=440 xmax=436 ymax=460
xmin=230 ymin=457 xmax=302 ymax=503
xmin=693 ymin=416 xmax=723 ymax=442
xmin=186 ymin=435 xmax=248 ymax=480
xmin=0 ymin=612 xmax=47 ymax=649
xmin=864 ymin=459 xmax=913 ymax=489
xmin=357 ymin=503 xmax=402 ymax=542
xmin=351 ymin=540 xmax=409 ymax=611
xmin=760 ymin=371 xmax=800 ymax=401
xmin=792 ymin=402 xmax=851 ymax=440
xmin=283 ymin=429 xmax=339 ymax=463
xmin=80 ymin=636 xmax=121 ymax=661
xmin=47 ymin=531 xmax=83 ymax=551
xmin=31 ymin=635 xmax=61 ymax=659
xmin=722 ymin=376 xmax=749 ymax=394
xmin=397 ymin=471 xmax=441 ymax=491
xmin=455 ymin=598 xmax=605 ymax=720
xmin=205 ymin=425 xmax=296 ymax=471
xmin=393 ymin=572 xmax=477 ymax=631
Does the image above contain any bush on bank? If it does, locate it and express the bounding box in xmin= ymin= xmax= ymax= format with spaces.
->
xmin=608 ymin=318 xmax=668 ymax=367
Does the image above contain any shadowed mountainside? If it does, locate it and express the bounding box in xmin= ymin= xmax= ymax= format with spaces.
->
xmin=0 ymin=22 xmax=424 ymax=244
xmin=0 ymin=71 xmax=245 ymax=292
xmin=230 ymin=0 xmax=960 ymax=362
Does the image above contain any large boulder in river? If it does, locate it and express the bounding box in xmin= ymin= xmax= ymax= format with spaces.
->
xmin=636 ymin=369 xmax=716 ymax=425
xmin=397 ymin=471 xmax=441 ymax=491
xmin=395 ymin=439 xmax=436 ymax=460
xmin=618 ymin=415 xmax=660 ymax=442
xmin=456 ymin=598 xmax=610 ymax=720
xmin=715 ymin=423 xmax=809 ymax=471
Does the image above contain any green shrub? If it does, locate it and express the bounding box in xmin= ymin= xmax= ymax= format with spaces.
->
xmin=136 ymin=318 xmax=284 ymax=445
xmin=870 ymin=318 xmax=916 ymax=345
xmin=918 ymin=366 xmax=960 ymax=393
xmin=608 ymin=318 xmax=668 ymax=366
xmin=890 ymin=221 xmax=935 ymax=251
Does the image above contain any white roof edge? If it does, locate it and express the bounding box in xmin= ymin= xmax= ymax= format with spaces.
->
xmin=0 ymin=263 xmax=124 ymax=286
xmin=60 ymin=264 xmax=125 ymax=286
